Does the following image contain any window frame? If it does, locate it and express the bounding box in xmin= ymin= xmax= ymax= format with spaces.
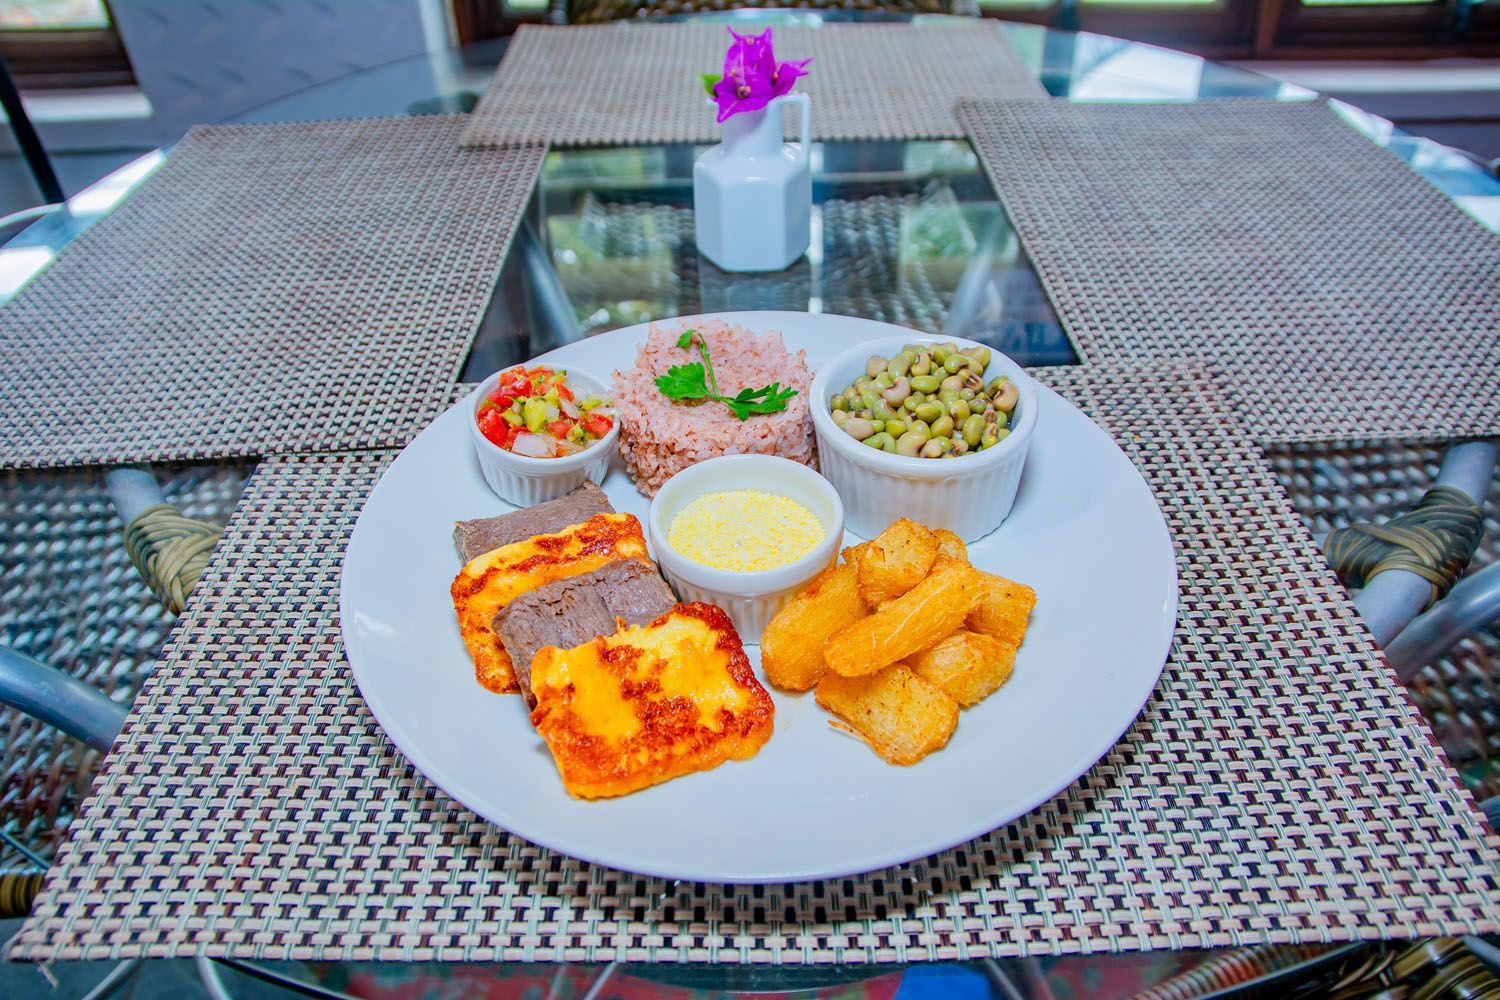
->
xmin=0 ymin=0 xmax=134 ymax=91
xmin=982 ymin=0 xmax=1499 ymax=58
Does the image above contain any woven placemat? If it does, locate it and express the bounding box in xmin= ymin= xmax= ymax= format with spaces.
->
xmin=13 ymin=364 xmax=1500 ymax=963
xmin=958 ymin=99 xmax=1500 ymax=444
xmin=0 ymin=117 xmax=546 ymax=469
xmin=460 ymin=22 xmax=1041 ymax=148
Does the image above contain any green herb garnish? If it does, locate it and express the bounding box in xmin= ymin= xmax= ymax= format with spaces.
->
xmin=655 ymin=329 xmax=798 ymax=421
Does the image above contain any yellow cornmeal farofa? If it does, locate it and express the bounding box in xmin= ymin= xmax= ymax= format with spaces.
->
xmin=668 ymin=489 xmax=824 ymax=573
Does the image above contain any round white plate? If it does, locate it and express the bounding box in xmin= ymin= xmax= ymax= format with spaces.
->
xmin=341 ymin=311 xmax=1176 ymax=883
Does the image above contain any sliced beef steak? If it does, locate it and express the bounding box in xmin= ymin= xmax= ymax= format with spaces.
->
xmin=452 ymin=480 xmax=613 ymax=563
xmin=494 ymin=557 xmax=677 ymax=706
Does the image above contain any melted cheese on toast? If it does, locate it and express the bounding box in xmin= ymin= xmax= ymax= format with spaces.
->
xmin=529 ymin=603 xmax=774 ymax=798
xmin=450 ymin=512 xmax=648 ymax=694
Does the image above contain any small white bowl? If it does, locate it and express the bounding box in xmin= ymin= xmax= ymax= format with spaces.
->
xmin=809 ymin=334 xmax=1038 ymax=542
xmin=466 ymin=365 xmax=619 ymax=507
xmin=647 ymin=455 xmax=844 ymax=643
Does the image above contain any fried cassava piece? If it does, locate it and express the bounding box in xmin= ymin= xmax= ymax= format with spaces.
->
xmin=855 ymin=518 xmax=938 ymax=607
xmin=967 ymin=571 xmax=1037 ymax=646
xmin=823 ymin=555 xmax=984 ymax=678
xmin=761 ymin=561 xmax=865 ymax=692
xmin=905 ymin=629 xmax=1017 ymax=707
xmin=815 ymin=666 xmax=959 ymax=765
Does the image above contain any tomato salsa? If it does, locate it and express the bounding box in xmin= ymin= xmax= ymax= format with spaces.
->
xmin=476 ymin=366 xmax=615 ymax=458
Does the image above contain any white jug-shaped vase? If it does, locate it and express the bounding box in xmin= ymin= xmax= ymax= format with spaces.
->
xmin=693 ymin=92 xmax=812 ymax=273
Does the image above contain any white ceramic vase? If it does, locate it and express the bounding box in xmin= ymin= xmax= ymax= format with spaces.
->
xmin=693 ymin=93 xmax=812 ymax=273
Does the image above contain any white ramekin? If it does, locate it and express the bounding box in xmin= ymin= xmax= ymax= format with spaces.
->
xmin=647 ymin=455 xmax=844 ymax=643
xmin=809 ymin=334 xmax=1038 ymax=543
xmin=466 ymin=365 xmax=619 ymax=507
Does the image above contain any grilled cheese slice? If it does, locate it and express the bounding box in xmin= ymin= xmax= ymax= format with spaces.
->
xmin=450 ymin=512 xmax=648 ymax=694
xmin=529 ymin=603 xmax=775 ymax=798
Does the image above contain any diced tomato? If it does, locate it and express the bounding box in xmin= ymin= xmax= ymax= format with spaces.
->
xmin=546 ymin=419 xmax=574 ymax=439
xmin=554 ymin=382 xmax=574 ymax=402
xmin=477 ymin=408 xmax=509 ymax=446
xmin=582 ymin=412 xmax=614 ymax=438
xmin=498 ymin=367 xmax=530 ymax=396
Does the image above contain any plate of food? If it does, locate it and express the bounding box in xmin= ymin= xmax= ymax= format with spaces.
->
xmin=341 ymin=311 xmax=1176 ymax=883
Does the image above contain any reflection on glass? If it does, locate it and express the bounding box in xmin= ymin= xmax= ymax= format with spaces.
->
xmin=523 ymin=140 xmax=1079 ymax=368
xmin=1070 ymin=34 xmax=1205 ymax=101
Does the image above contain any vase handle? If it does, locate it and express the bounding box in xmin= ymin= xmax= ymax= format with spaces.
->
xmin=778 ymin=93 xmax=811 ymax=163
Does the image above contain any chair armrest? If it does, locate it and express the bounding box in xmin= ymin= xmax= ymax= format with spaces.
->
xmin=0 ymin=645 xmax=128 ymax=752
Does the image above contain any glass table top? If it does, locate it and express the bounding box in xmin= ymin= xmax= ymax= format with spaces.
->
xmin=459 ymin=136 xmax=1080 ymax=381
xmin=4 ymin=18 xmax=1499 ymax=997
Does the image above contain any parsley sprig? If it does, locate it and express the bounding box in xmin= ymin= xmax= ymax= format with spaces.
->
xmin=655 ymin=330 xmax=798 ymax=421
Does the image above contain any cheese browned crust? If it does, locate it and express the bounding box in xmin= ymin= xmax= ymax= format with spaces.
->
xmin=529 ymin=603 xmax=775 ymax=798
xmin=450 ymin=512 xmax=648 ymax=694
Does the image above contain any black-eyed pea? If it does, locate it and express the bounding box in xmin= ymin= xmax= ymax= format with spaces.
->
xmin=962 ymin=414 xmax=985 ymax=446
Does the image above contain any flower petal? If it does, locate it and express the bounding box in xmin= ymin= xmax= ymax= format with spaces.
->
xmin=772 ymin=57 xmax=811 ymax=97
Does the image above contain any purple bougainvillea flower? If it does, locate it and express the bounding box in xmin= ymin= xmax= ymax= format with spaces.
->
xmin=710 ymin=27 xmax=811 ymax=123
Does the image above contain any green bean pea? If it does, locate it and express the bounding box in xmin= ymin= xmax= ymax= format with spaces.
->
xmin=938 ymin=388 xmax=961 ymax=405
xmin=914 ymin=401 xmax=944 ymax=424
xmin=874 ymin=371 xmax=895 ymax=389
xmin=962 ymin=414 xmax=984 ymax=446
xmin=949 ymin=399 xmax=971 ymax=423
xmin=863 ymin=431 xmax=895 ymax=451
xmin=910 ymin=352 xmax=933 ymax=376
xmin=896 ymin=430 xmax=927 ymax=457
xmin=885 ymin=418 xmax=907 ymax=437
xmin=866 ymin=355 xmax=888 ymax=378
xmin=844 ymin=417 xmax=876 ymax=441
xmin=903 ymin=396 xmax=922 ymax=413
xmin=909 ymin=374 xmax=941 ymax=394
xmin=888 ymin=354 xmax=910 ymax=379
xmin=929 ymin=414 xmax=955 ymax=439
xmin=943 ymin=354 xmax=968 ymax=374
xmin=831 ymin=395 xmax=848 ymax=412
xmin=832 ymin=409 xmax=851 ymax=429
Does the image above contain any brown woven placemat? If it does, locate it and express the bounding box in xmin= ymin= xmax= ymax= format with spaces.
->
xmin=0 ymin=117 xmax=546 ymax=469
xmin=10 ymin=363 xmax=1498 ymax=963
xmin=460 ymin=21 xmax=1042 ymax=148
xmin=958 ymin=98 xmax=1500 ymax=444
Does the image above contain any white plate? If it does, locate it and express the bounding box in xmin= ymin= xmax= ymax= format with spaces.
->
xmin=341 ymin=311 xmax=1176 ymax=883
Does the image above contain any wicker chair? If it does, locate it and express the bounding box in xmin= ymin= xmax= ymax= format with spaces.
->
xmin=0 ymin=464 xmax=246 ymax=906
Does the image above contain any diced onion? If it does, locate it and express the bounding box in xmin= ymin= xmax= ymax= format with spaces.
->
xmin=510 ymin=432 xmax=553 ymax=458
